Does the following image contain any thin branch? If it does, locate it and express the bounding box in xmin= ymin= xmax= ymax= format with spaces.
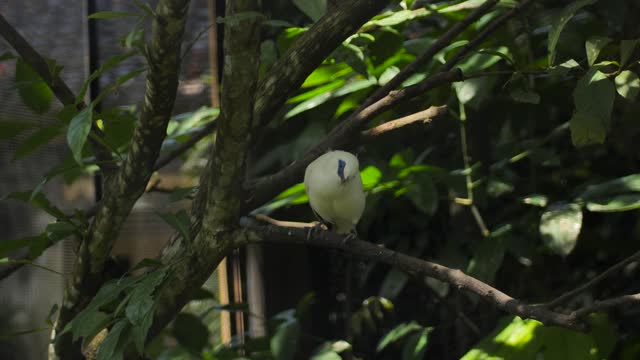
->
xmin=236 ymin=217 xmax=585 ymax=331
xmin=154 ymin=121 xmax=217 ymax=170
xmin=361 ymin=0 xmax=500 ymax=108
xmin=545 ymin=250 xmax=640 ymax=309
xmin=360 ymin=105 xmax=447 ymax=139
xmin=442 ymin=0 xmax=536 ymax=72
xmin=253 ymin=0 xmax=391 ymax=127
xmin=572 ymin=293 xmax=640 ymax=319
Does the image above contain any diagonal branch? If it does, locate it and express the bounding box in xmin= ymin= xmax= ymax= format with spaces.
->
xmin=253 ymin=0 xmax=391 ymax=127
xmin=0 ymin=12 xmax=113 ymax=168
xmin=361 ymin=0 xmax=500 ymax=108
xmin=360 ymin=105 xmax=447 ymax=140
xmin=237 ymin=218 xmax=585 ymax=331
xmin=545 ymin=249 xmax=640 ymax=309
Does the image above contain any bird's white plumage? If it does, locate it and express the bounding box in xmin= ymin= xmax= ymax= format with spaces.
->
xmin=304 ymin=150 xmax=366 ymax=234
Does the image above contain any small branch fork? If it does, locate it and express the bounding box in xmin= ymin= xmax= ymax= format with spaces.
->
xmin=240 ymin=216 xmax=640 ymax=332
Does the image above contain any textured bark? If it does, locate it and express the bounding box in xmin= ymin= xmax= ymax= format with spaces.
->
xmin=52 ymin=1 xmax=190 ymax=358
xmin=149 ymin=0 xmax=262 ymax=339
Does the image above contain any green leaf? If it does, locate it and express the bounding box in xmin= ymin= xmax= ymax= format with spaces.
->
xmin=12 ymin=126 xmax=60 ymax=160
xmin=377 ymin=321 xmax=422 ymax=352
xmin=548 ymin=0 xmax=597 ymax=65
xmin=173 ymin=313 xmax=210 ymax=353
xmin=549 ymin=59 xmax=580 ymax=77
xmin=127 ymin=269 xmax=168 ymax=353
xmin=579 ymin=174 xmax=640 ymax=200
xmin=334 ymin=43 xmax=368 ymax=77
xmin=88 ymin=11 xmax=139 ymax=19
xmin=157 ymin=210 xmax=191 ymax=242
xmin=570 ymin=69 xmax=615 ymax=146
xmin=539 ymin=203 xmax=582 ymax=257
xmin=378 ymin=66 xmax=400 ymax=86
xmin=0 ymin=51 xmax=16 ymax=61
xmin=361 ymin=166 xmax=382 ymax=190
xmin=96 ymin=320 xmax=129 ymax=360
xmin=614 ymin=70 xmax=640 ymax=100
xmin=0 ymin=235 xmax=42 ymax=258
xmin=67 ymin=106 xmax=93 ymax=164
xmin=585 ymin=36 xmax=611 ymax=66
xmin=0 ymin=121 xmax=37 ymax=141
xmin=521 ymin=194 xmax=548 ymax=207
xmin=458 ymin=46 xmax=510 ymax=73
xmin=569 ymin=111 xmax=606 ymax=146
xmin=402 ymin=328 xmax=430 ymax=360
xmin=77 ymin=52 xmax=136 ymax=103
xmin=46 ymin=304 xmax=59 ymax=326
xmin=6 ymin=191 xmax=67 ymax=220
xmin=467 ymin=236 xmax=507 ymax=284
xmin=292 ymin=0 xmax=326 ymax=21
xmin=271 ymin=319 xmax=300 ymax=360
xmin=406 ymin=173 xmax=438 ymax=215
xmin=15 ymin=58 xmax=53 ymax=114
xmin=379 ymin=268 xmax=409 ymax=300
xmin=365 ymin=9 xmax=431 ymax=27
xmin=620 ymin=39 xmax=639 ymax=66
xmin=586 ymin=193 xmax=640 ymax=212
xmin=510 ymin=87 xmax=541 ymax=104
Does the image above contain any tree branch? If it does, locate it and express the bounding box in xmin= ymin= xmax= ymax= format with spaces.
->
xmin=360 ymin=105 xmax=447 ymax=140
xmin=361 ymin=0 xmax=500 ymax=108
xmin=236 ymin=218 xmax=586 ymax=331
xmin=571 ymin=293 xmax=640 ymax=319
xmin=545 ymin=250 xmax=640 ymax=309
xmin=154 ymin=121 xmax=217 ymax=170
xmin=149 ymin=0 xmax=262 ymax=341
xmin=253 ymin=0 xmax=391 ymax=127
xmin=53 ymin=1 xmax=191 ymax=357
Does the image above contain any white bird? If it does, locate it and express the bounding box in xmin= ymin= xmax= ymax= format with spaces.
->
xmin=304 ymin=150 xmax=366 ymax=235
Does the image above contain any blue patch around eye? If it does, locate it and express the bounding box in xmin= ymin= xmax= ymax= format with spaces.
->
xmin=337 ymin=159 xmax=346 ymax=180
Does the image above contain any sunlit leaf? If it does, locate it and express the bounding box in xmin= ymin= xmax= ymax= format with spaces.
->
xmin=586 ymin=193 xmax=640 ymax=212
xmin=539 ymin=203 xmax=582 ymax=257
xmin=614 ymin=70 xmax=640 ymax=100
xmin=402 ymin=328 xmax=430 ymax=360
xmin=377 ymin=321 xmax=422 ymax=352
xmin=585 ymin=36 xmax=611 ymax=66
xmin=96 ymin=320 xmax=129 ymax=360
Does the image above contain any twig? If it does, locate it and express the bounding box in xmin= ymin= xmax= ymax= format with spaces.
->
xmin=442 ymin=0 xmax=536 ymax=72
xmin=360 ymin=105 xmax=447 ymax=139
xmin=154 ymin=121 xmax=216 ymax=170
xmin=571 ymin=293 xmax=640 ymax=319
xmin=361 ymin=0 xmax=500 ymax=108
xmin=237 ymin=217 xmax=585 ymax=331
xmin=545 ymin=250 xmax=640 ymax=309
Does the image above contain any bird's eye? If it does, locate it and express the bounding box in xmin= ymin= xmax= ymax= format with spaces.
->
xmin=337 ymin=159 xmax=346 ymax=180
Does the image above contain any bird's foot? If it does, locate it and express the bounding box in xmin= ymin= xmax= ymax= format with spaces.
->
xmin=342 ymin=229 xmax=358 ymax=245
xmin=306 ymin=222 xmax=328 ymax=241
